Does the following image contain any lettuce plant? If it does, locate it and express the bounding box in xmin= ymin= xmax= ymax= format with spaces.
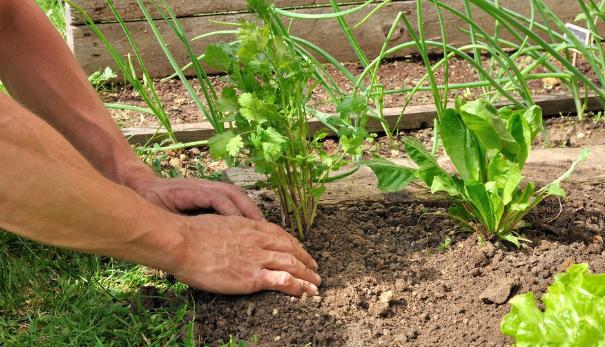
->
xmin=366 ymin=99 xmax=589 ymax=246
xmin=206 ymin=1 xmax=366 ymax=238
xmin=501 ymin=263 xmax=605 ymax=345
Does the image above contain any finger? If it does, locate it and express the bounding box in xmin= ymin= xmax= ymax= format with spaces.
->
xmin=213 ymin=183 xmax=264 ymax=221
xmin=208 ymin=194 xmax=243 ymax=217
xmin=255 ymin=222 xmax=319 ymax=271
xmin=257 ymin=269 xmax=319 ymax=296
xmin=262 ymin=251 xmax=321 ymax=286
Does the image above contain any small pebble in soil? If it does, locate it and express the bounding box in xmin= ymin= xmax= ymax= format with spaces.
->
xmin=480 ymin=278 xmax=517 ymax=305
xmin=246 ymin=303 xmax=256 ymax=316
xmin=300 ymin=292 xmax=308 ymax=302
xmin=368 ymin=301 xmax=390 ymax=317
xmin=379 ymin=290 xmax=394 ymax=304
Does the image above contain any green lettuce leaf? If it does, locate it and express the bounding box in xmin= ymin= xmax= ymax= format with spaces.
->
xmin=501 ymin=264 xmax=605 ymax=346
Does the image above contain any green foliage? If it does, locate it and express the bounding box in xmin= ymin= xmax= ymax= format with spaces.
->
xmin=501 ymin=264 xmax=605 ymax=346
xmin=0 ymin=232 xmax=197 ymax=345
xmin=36 ymin=0 xmax=66 ymax=37
xmin=206 ymin=0 xmax=366 ymax=238
xmin=366 ymin=99 xmax=589 ymax=246
xmin=88 ymin=67 xmax=117 ymax=91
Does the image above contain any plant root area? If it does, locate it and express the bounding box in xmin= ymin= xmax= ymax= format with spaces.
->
xmin=141 ymin=176 xmax=605 ymax=346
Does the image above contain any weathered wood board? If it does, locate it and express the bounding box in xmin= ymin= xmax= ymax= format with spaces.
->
xmin=68 ymin=0 xmax=588 ymax=78
xmin=67 ymin=0 xmax=367 ymax=24
xmin=122 ymin=94 xmax=603 ymax=145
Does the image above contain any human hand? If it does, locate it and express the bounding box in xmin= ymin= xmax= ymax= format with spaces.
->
xmin=128 ymin=175 xmax=264 ymax=221
xmin=170 ymin=215 xmax=321 ymax=296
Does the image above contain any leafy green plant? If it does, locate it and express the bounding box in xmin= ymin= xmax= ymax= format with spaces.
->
xmin=366 ymin=99 xmax=589 ymax=246
xmin=501 ymin=263 xmax=605 ymax=345
xmin=205 ymin=0 xmax=366 ymax=238
xmin=88 ymin=67 xmax=117 ymax=91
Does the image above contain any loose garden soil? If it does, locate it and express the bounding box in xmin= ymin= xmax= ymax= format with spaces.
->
xmin=123 ymin=54 xmax=605 ymax=347
xmin=141 ymin=165 xmax=605 ymax=347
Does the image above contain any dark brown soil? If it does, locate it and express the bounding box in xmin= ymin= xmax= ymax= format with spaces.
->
xmin=139 ymin=174 xmax=605 ymax=346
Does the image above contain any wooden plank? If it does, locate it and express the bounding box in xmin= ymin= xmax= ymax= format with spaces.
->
xmin=122 ymin=94 xmax=603 ymax=145
xmin=70 ymin=2 xmax=406 ymax=77
xmin=69 ymin=0 xmax=587 ymax=79
xmin=67 ymin=1 xmax=368 ymax=25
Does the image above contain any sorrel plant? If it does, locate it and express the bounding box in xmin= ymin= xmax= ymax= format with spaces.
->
xmin=366 ymin=99 xmax=589 ymax=246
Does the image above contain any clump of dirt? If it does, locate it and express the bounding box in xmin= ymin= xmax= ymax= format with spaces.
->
xmin=140 ymin=179 xmax=605 ymax=346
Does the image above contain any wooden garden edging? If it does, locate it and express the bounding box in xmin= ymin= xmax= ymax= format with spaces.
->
xmin=223 ymin=144 xmax=605 ymax=207
xmin=67 ymin=0 xmax=588 ymax=78
xmin=122 ymin=94 xmax=603 ymax=145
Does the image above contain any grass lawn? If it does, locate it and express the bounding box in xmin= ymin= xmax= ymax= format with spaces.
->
xmin=0 ymin=232 xmax=200 ymax=346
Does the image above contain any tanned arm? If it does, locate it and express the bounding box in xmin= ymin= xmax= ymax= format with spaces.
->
xmin=0 ymin=0 xmax=320 ymax=296
xmin=0 ymin=93 xmax=320 ymax=295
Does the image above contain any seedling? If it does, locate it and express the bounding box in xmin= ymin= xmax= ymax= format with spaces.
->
xmin=206 ymin=0 xmax=366 ymax=238
xmin=366 ymin=99 xmax=589 ymax=246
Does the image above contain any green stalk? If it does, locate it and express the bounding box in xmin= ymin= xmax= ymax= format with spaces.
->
xmin=469 ymin=0 xmax=605 ymax=106
xmin=329 ymin=0 xmax=369 ymax=67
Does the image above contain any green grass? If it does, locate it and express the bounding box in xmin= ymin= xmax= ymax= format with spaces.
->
xmin=0 ymin=232 xmax=202 ymax=346
xmin=36 ymin=0 xmax=66 ymax=37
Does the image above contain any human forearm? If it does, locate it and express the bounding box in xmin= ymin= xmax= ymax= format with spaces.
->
xmin=0 ymin=93 xmax=184 ymax=271
xmin=0 ymin=0 xmax=152 ymax=186
xmin=0 ymin=94 xmax=321 ymax=296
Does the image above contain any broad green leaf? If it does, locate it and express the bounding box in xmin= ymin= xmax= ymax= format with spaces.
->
xmin=487 ymin=154 xmax=523 ymax=207
xmin=203 ymin=44 xmax=232 ymax=70
xmin=502 ymin=163 xmax=522 ymax=206
xmin=336 ymin=95 xmax=367 ymax=117
xmin=263 ymin=127 xmax=286 ymax=145
xmin=501 ymin=264 xmax=605 ymax=345
xmin=510 ymin=182 xmax=536 ymax=212
xmin=226 ymin=135 xmax=244 ymax=157
xmin=464 ymin=182 xmax=495 ymax=233
xmin=447 ymin=203 xmax=475 ymax=230
xmin=508 ymin=111 xmax=532 ymax=168
xmin=208 ymin=131 xmax=239 ymax=159
xmin=363 ymin=158 xmax=417 ymax=192
xmin=237 ymin=22 xmax=269 ymax=63
xmin=501 ymin=234 xmax=521 ymax=248
xmin=238 ymin=93 xmax=269 ymax=123
xmin=439 ymin=108 xmax=482 ymax=181
xmin=489 ymin=192 xmax=504 ymax=231
xmin=521 ymin=105 xmax=543 ymax=141
xmin=545 ymin=182 xmax=567 ymax=198
xmin=460 ymin=99 xmax=519 ymax=159
xmin=403 ymin=137 xmax=460 ymax=196
xmin=217 ymin=88 xmax=239 ymax=113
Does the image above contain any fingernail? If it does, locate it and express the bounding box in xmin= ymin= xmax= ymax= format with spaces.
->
xmin=313 ymin=259 xmax=319 ymax=270
xmin=310 ymin=284 xmax=319 ymax=296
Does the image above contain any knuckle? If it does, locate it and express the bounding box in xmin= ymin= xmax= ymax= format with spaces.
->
xmin=286 ymin=255 xmax=298 ymax=268
xmin=276 ymin=272 xmax=293 ymax=288
xmin=251 ymin=268 xmax=266 ymax=291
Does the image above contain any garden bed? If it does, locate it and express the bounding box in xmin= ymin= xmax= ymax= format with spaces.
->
xmin=140 ymin=144 xmax=605 ymax=346
xmin=103 ymin=56 xmax=588 ymax=129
